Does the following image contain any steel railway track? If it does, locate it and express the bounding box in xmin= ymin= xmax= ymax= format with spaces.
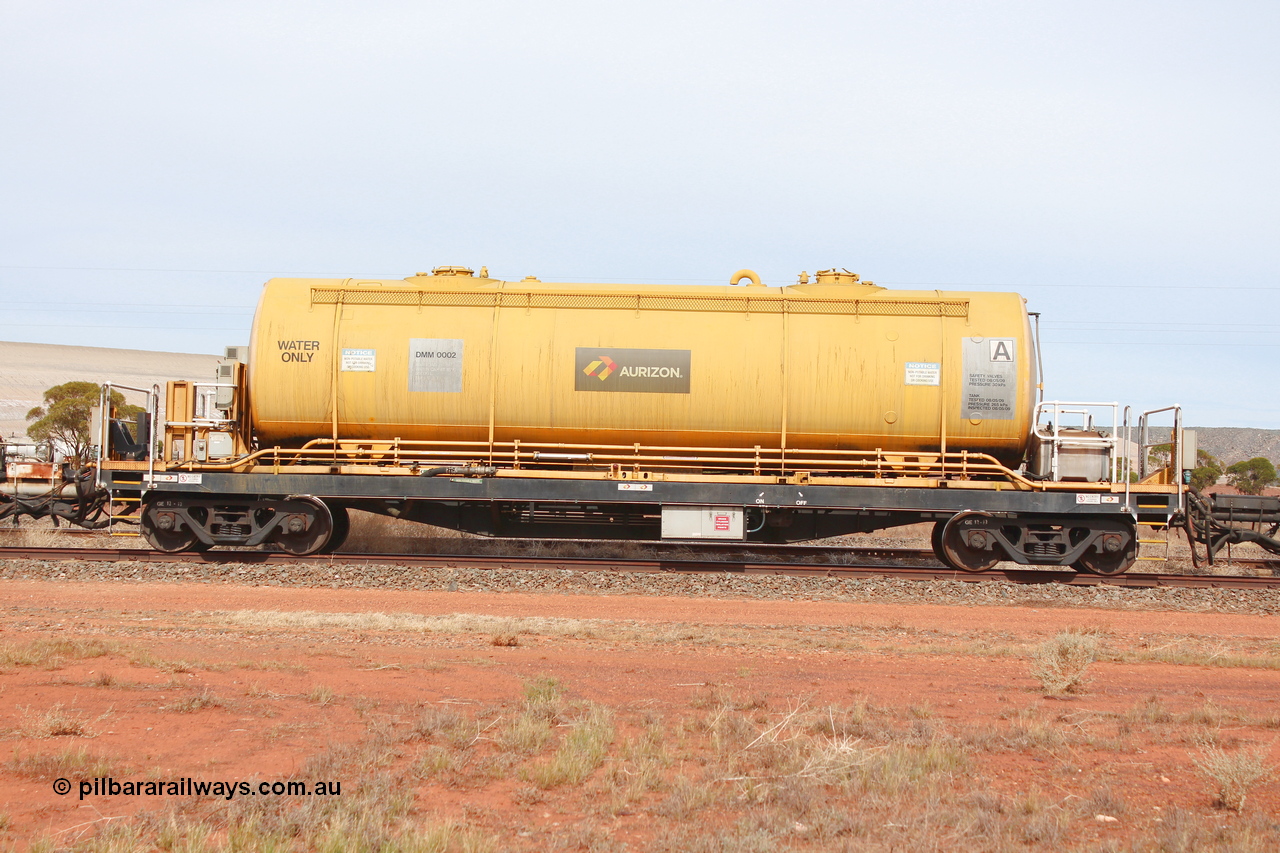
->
xmin=2 ymin=545 xmax=1277 ymax=589
xmin=0 ymin=530 xmax=932 ymax=561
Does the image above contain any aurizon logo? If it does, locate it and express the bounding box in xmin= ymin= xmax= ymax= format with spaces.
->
xmin=583 ymin=355 xmax=617 ymax=381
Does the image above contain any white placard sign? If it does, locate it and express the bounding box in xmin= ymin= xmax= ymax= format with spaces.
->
xmin=904 ymin=362 xmax=941 ymax=386
xmin=341 ymin=348 xmax=376 ymax=372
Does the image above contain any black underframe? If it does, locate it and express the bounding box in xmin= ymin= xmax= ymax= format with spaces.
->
xmin=109 ymin=469 xmax=1178 ymax=564
xmin=110 ymin=470 xmax=1178 ymax=516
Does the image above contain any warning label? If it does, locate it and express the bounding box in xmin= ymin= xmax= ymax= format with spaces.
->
xmin=341 ymin=348 xmax=376 ymax=372
xmin=904 ymin=362 xmax=941 ymax=386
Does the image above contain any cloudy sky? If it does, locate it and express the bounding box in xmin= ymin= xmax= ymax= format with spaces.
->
xmin=2 ymin=1 xmax=1276 ymax=427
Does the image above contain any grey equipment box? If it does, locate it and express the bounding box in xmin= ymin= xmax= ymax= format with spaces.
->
xmin=661 ymin=507 xmax=745 ymax=540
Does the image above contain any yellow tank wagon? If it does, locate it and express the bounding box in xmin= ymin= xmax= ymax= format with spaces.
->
xmin=89 ymin=264 xmax=1213 ymax=577
xmin=248 ymin=267 xmax=1036 ymax=465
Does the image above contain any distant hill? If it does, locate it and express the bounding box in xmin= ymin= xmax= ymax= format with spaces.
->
xmin=1137 ymin=426 xmax=1280 ymax=468
xmin=0 ymin=341 xmax=220 ymax=443
xmin=1189 ymin=428 xmax=1280 ymax=468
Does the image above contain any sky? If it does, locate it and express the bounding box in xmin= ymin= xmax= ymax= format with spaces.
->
xmin=1 ymin=0 xmax=1277 ymax=428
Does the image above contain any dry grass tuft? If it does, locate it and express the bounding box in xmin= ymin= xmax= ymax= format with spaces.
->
xmin=235 ymin=659 xmax=308 ymax=674
xmin=510 ymin=785 xmax=545 ymax=806
xmin=528 ymin=704 xmax=615 ymax=788
xmin=1192 ymin=738 xmax=1276 ymax=811
xmin=496 ymin=676 xmax=566 ymax=756
xmin=17 ymin=703 xmax=97 ymax=738
xmin=307 ymin=684 xmax=336 ymax=706
xmin=497 ymin=711 xmax=554 ymax=755
xmin=489 ymin=626 xmax=519 ymax=647
xmin=128 ymin=649 xmax=200 ymax=674
xmin=215 ymin=609 xmax=601 ymax=642
xmin=1030 ymin=631 xmax=1098 ymax=695
xmin=1128 ymin=695 xmax=1173 ymax=726
xmin=1 ymin=526 xmax=73 ymax=548
xmin=689 ymin=684 xmax=770 ymax=713
xmin=521 ymin=675 xmax=565 ymax=717
xmin=0 ymin=638 xmax=116 ymax=670
xmin=164 ymin=688 xmax=224 ymax=714
xmin=604 ymin=724 xmax=671 ymax=807
xmin=7 ymin=745 xmax=116 ymax=778
xmin=415 ymin=744 xmax=463 ymax=780
xmin=411 ymin=705 xmax=478 ymax=750
xmin=244 ymin=682 xmax=277 ymax=699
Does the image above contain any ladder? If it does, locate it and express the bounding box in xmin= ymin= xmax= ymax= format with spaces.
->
xmin=102 ymin=471 xmax=144 ymax=538
xmin=106 ymin=488 xmax=141 ymax=537
xmin=1134 ymin=496 xmax=1173 ymax=565
xmin=1135 ymin=520 xmax=1171 ymax=564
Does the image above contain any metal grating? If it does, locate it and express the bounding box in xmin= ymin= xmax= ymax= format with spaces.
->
xmin=310 ymin=288 xmax=969 ymax=317
xmin=785 ymin=299 xmax=969 ymax=317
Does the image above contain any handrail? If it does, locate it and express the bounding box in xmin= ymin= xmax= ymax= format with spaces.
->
xmin=1122 ymin=406 xmax=1132 ymax=514
xmin=151 ymin=436 xmax=1043 ymax=489
xmin=1033 ymin=401 xmax=1120 ymax=483
xmin=187 ymin=380 xmax=238 ymax=422
xmin=96 ymin=383 xmax=160 ymax=488
xmin=1135 ymin=404 xmax=1183 ymax=511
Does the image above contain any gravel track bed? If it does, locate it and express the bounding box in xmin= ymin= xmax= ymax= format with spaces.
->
xmin=4 ymin=556 xmax=1279 ymax=615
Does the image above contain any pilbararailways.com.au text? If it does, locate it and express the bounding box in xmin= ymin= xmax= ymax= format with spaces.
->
xmin=55 ymin=777 xmax=342 ymax=801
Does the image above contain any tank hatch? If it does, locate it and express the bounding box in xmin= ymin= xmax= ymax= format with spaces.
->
xmin=410 ymin=266 xmax=476 ymax=277
xmin=788 ymin=268 xmax=883 ymax=294
xmin=815 ymin=268 xmax=872 ymax=286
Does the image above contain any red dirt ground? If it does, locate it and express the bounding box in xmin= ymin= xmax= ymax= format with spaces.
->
xmin=2 ymin=580 xmax=1279 ymax=849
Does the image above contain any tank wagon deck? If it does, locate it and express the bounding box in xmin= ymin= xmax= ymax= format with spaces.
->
xmin=78 ymin=265 xmax=1269 ymax=576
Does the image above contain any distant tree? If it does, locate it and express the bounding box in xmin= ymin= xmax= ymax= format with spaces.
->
xmin=1148 ymin=443 xmax=1172 ymax=470
xmin=1189 ymin=449 xmax=1223 ymax=491
xmin=1224 ymin=457 xmax=1278 ymax=496
xmin=26 ymin=382 xmax=143 ymax=463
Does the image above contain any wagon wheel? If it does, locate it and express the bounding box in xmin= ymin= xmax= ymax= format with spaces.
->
xmin=930 ymin=520 xmax=947 ymax=565
xmin=143 ymin=526 xmax=199 ymax=553
xmin=273 ymin=497 xmax=335 ymax=556
xmin=938 ymin=512 xmax=1004 ymax=573
xmin=1071 ymin=532 xmax=1137 ymax=576
xmin=140 ymin=508 xmax=198 ymax=554
xmin=319 ymin=505 xmax=350 ymax=554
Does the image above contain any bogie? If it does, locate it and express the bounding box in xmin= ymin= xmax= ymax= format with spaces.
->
xmin=139 ymin=493 xmax=342 ymax=556
xmin=931 ymin=513 xmax=1137 ymax=575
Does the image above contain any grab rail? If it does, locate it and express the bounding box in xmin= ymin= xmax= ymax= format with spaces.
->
xmin=95 ymin=383 xmax=160 ymax=488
